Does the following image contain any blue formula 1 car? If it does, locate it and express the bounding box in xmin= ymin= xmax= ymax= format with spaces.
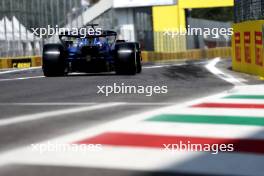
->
xmin=42 ymin=26 xmax=142 ymax=77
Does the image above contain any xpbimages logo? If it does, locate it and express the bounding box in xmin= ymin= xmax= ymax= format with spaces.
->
xmin=163 ymin=141 xmax=234 ymax=155
xmin=31 ymin=25 xmax=102 ymax=38
xmin=97 ymin=83 xmax=168 ymax=97
xmin=164 ymin=25 xmax=233 ymax=39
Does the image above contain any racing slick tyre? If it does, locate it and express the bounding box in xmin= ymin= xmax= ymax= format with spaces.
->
xmin=135 ymin=43 xmax=142 ymax=73
xmin=115 ymin=42 xmax=139 ymax=75
xmin=42 ymin=44 xmax=66 ymax=77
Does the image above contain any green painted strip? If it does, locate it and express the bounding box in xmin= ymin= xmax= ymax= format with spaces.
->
xmin=146 ymin=114 xmax=264 ymax=126
xmin=224 ymin=95 xmax=264 ymax=99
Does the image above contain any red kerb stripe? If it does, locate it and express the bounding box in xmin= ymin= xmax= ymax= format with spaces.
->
xmin=75 ymin=132 xmax=264 ymax=154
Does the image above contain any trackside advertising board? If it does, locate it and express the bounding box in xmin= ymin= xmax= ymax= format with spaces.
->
xmin=232 ymin=20 xmax=264 ymax=77
xmin=113 ymin=0 xmax=177 ymax=8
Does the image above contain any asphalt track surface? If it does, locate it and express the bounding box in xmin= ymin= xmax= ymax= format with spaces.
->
xmin=0 ymin=59 xmax=258 ymax=176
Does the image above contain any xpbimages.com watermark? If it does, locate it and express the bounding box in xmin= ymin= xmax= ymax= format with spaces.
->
xmin=97 ymin=83 xmax=168 ymax=97
xmin=31 ymin=142 xmax=102 ymax=154
xmin=164 ymin=25 xmax=233 ymax=39
xmin=163 ymin=141 xmax=234 ymax=155
xmin=31 ymin=25 xmax=103 ymax=38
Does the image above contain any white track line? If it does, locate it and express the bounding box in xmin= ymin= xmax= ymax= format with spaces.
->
xmin=143 ymin=64 xmax=185 ymax=69
xmin=0 ymin=103 xmax=123 ymax=126
xmin=0 ymin=102 xmax=178 ymax=106
xmin=206 ymin=57 xmax=246 ymax=86
xmin=143 ymin=60 xmax=208 ymax=69
xmin=0 ymin=76 xmax=45 ymax=81
xmin=0 ymin=67 xmax=41 ymax=75
xmin=0 ymin=102 xmax=99 ymax=106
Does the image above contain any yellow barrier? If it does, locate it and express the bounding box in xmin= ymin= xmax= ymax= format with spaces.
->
xmin=0 ymin=59 xmax=9 ymax=69
xmin=152 ymin=0 xmax=233 ymax=53
xmin=0 ymin=56 xmax=42 ymax=69
xmin=232 ymin=20 xmax=264 ymax=77
xmin=141 ymin=47 xmax=231 ymax=63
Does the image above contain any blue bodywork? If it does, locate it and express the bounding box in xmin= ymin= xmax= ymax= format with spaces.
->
xmin=61 ymin=36 xmax=116 ymax=72
xmin=67 ymin=38 xmax=112 ymax=58
xmin=57 ymin=28 xmax=119 ymax=72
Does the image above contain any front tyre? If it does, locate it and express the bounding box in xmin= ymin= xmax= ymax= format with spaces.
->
xmin=42 ymin=44 xmax=66 ymax=77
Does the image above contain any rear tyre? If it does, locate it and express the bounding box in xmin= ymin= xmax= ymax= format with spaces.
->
xmin=115 ymin=43 xmax=138 ymax=75
xmin=135 ymin=43 xmax=142 ymax=73
xmin=42 ymin=44 xmax=66 ymax=77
